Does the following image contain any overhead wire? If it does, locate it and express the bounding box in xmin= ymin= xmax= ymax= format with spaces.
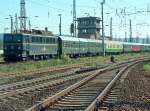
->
xmin=27 ymin=0 xmax=67 ymax=12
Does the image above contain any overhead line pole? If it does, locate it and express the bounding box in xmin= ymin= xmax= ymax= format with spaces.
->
xmin=58 ymin=14 xmax=62 ymax=36
xmin=15 ymin=14 xmax=18 ymax=33
xmin=73 ymin=0 xmax=77 ymax=37
xmin=129 ymin=19 xmax=132 ymax=42
xmin=101 ymin=0 xmax=105 ymax=56
xmin=10 ymin=15 xmax=14 ymax=33
xmin=110 ymin=17 xmax=112 ymax=40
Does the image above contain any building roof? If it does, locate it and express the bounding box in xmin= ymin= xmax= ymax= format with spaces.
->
xmin=77 ymin=16 xmax=101 ymax=20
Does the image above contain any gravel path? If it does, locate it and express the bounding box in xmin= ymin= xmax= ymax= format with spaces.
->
xmin=115 ymin=62 xmax=150 ymax=111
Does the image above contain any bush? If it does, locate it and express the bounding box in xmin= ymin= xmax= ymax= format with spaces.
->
xmin=143 ymin=63 xmax=150 ymax=72
xmin=61 ymin=53 xmax=71 ymax=63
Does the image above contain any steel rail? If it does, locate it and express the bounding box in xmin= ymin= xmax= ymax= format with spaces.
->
xmin=26 ymin=64 xmax=127 ymax=111
xmin=0 ymin=72 xmax=92 ymax=100
xmin=85 ymin=60 xmax=145 ymax=111
xmin=26 ymin=58 xmax=149 ymax=111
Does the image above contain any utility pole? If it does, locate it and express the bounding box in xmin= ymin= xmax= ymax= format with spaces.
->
xmin=28 ymin=20 xmax=31 ymax=33
xmin=73 ymin=0 xmax=76 ymax=37
xmin=10 ymin=15 xmax=14 ymax=33
xmin=58 ymin=14 xmax=62 ymax=36
xmin=125 ymin=32 xmax=127 ymax=42
xmin=20 ymin=0 xmax=27 ymax=32
xmin=15 ymin=13 xmax=18 ymax=33
xmin=94 ymin=8 xmax=96 ymax=16
xmin=129 ymin=19 xmax=132 ymax=42
xmin=101 ymin=0 xmax=105 ymax=56
xmin=110 ymin=17 xmax=112 ymax=40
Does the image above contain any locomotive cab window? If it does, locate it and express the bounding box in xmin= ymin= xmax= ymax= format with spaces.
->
xmin=4 ymin=34 xmax=22 ymax=42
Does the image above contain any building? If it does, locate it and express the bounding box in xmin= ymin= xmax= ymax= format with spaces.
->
xmin=77 ymin=17 xmax=101 ymax=39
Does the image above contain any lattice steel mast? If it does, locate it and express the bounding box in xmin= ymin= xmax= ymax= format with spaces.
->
xmin=20 ymin=0 xmax=27 ymax=32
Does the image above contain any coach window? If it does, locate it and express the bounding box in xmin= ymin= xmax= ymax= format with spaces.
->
xmin=48 ymin=38 xmax=51 ymax=43
xmin=36 ymin=37 xmax=38 ymax=43
xmin=39 ymin=37 xmax=42 ymax=43
xmin=34 ymin=37 xmax=36 ymax=42
xmin=32 ymin=37 xmax=34 ymax=42
xmin=37 ymin=37 xmax=39 ymax=43
xmin=32 ymin=37 xmax=35 ymax=42
xmin=52 ymin=38 xmax=55 ymax=43
xmin=43 ymin=38 xmax=45 ymax=43
xmin=35 ymin=37 xmax=38 ymax=43
xmin=48 ymin=38 xmax=50 ymax=43
xmin=47 ymin=38 xmax=49 ymax=43
xmin=55 ymin=38 xmax=57 ymax=43
xmin=49 ymin=38 xmax=51 ymax=43
xmin=51 ymin=38 xmax=53 ymax=43
xmin=38 ymin=37 xmax=41 ymax=43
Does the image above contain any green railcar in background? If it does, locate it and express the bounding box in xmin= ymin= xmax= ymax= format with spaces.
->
xmin=58 ymin=36 xmax=103 ymax=57
xmin=88 ymin=39 xmax=103 ymax=55
xmin=105 ymin=40 xmax=123 ymax=54
xmin=78 ymin=38 xmax=88 ymax=55
xmin=58 ymin=36 xmax=80 ymax=57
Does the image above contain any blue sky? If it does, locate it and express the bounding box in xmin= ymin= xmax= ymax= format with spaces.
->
xmin=0 ymin=0 xmax=150 ymax=38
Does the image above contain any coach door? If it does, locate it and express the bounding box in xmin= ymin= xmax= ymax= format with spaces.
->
xmin=25 ymin=35 xmax=30 ymax=56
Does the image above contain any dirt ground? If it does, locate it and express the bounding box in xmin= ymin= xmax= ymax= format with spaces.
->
xmin=115 ymin=62 xmax=150 ymax=111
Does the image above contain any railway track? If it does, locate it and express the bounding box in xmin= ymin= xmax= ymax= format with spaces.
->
xmin=44 ymin=68 xmax=122 ymax=111
xmin=0 ymin=58 xmax=149 ymax=111
xmin=0 ymin=65 xmax=114 ymax=111
xmin=0 ymin=63 xmax=85 ymax=85
xmin=26 ymin=58 xmax=148 ymax=111
xmin=0 ymin=60 xmax=130 ymax=111
xmin=0 ymin=69 xmax=92 ymax=100
xmin=0 ymin=56 xmax=148 ymax=86
xmin=0 ymin=59 xmax=134 ymax=99
xmin=97 ymin=62 xmax=150 ymax=111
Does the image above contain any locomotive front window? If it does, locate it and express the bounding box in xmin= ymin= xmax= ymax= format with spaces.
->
xmin=14 ymin=35 xmax=21 ymax=42
xmin=4 ymin=35 xmax=13 ymax=41
xmin=4 ymin=34 xmax=22 ymax=42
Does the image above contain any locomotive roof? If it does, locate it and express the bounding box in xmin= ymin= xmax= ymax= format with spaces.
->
xmin=59 ymin=36 xmax=79 ymax=42
xmin=123 ymin=42 xmax=150 ymax=46
xmin=4 ymin=33 xmax=58 ymax=38
xmin=58 ymin=36 xmax=102 ymax=43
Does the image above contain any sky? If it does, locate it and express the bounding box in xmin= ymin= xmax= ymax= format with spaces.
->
xmin=0 ymin=0 xmax=150 ymax=38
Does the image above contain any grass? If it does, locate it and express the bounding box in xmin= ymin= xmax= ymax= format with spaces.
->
xmin=0 ymin=54 xmax=3 ymax=62
xmin=143 ymin=63 xmax=150 ymax=72
xmin=0 ymin=52 xmax=150 ymax=85
xmin=0 ymin=52 xmax=150 ymax=74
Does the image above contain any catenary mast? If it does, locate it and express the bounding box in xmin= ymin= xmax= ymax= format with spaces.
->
xmin=20 ymin=0 xmax=27 ymax=32
xmin=73 ymin=0 xmax=76 ymax=37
